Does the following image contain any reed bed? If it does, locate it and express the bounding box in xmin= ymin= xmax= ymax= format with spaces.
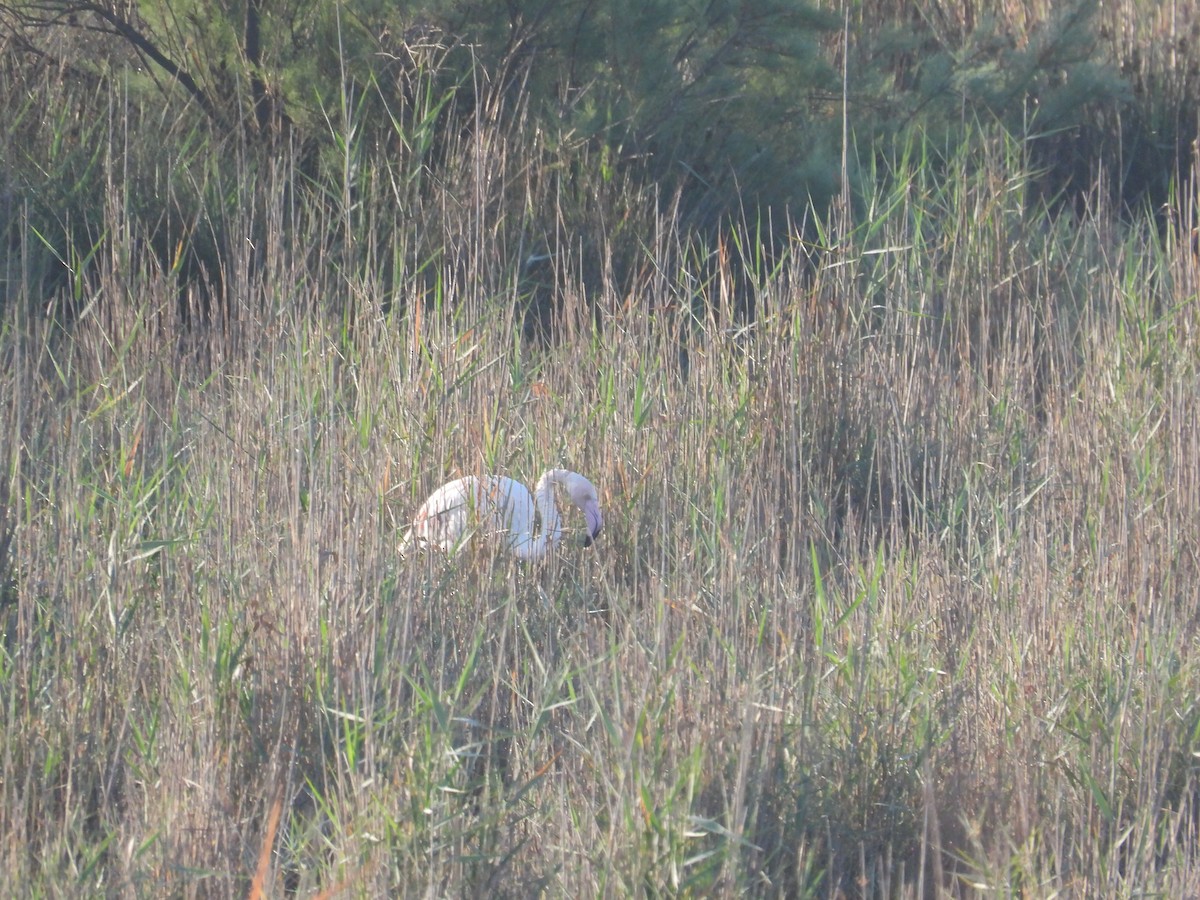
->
xmin=2 ymin=98 xmax=1200 ymax=899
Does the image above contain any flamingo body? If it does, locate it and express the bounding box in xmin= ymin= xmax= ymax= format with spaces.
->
xmin=400 ymin=468 xmax=602 ymax=561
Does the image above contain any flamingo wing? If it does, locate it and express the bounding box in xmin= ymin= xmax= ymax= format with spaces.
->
xmin=480 ymin=477 xmax=536 ymax=551
xmin=409 ymin=476 xmax=537 ymax=554
xmin=409 ymin=477 xmax=475 ymax=552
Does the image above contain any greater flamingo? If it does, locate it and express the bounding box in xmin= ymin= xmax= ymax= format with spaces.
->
xmin=398 ymin=468 xmax=603 ymax=560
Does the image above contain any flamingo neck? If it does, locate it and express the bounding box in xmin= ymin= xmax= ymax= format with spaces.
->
xmin=514 ymin=472 xmax=562 ymax=560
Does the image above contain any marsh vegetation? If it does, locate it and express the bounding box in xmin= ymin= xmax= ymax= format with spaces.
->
xmin=2 ymin=1 xmax=1200 ymax=895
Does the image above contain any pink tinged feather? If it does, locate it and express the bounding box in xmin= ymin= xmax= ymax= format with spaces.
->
xmin=582 ymin=500 xmax=603 ymax=546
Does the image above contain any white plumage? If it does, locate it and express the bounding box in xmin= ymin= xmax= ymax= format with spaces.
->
xmin=399 ymin=468 xmax=603 ymax=560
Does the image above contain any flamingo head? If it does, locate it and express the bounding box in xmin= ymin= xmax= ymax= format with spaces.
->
xmin=564 ymin=473 xmax=603 ymax=547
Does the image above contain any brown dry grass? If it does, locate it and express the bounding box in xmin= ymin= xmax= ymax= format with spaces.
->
xmin=2 ymin=127 xmax=1199 ymax=897
xmin=3 ymin=1 xmax=1200 ymax=894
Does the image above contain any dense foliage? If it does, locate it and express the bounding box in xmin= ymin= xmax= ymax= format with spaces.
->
xmin=3 ymin=0 xmax=1194 ymax=320
xmin=2 ymin=1 xmax=1200 ymax=896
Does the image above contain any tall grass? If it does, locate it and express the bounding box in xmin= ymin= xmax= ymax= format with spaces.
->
xmin=3 ymin=74 xmax=1200 ymax=900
